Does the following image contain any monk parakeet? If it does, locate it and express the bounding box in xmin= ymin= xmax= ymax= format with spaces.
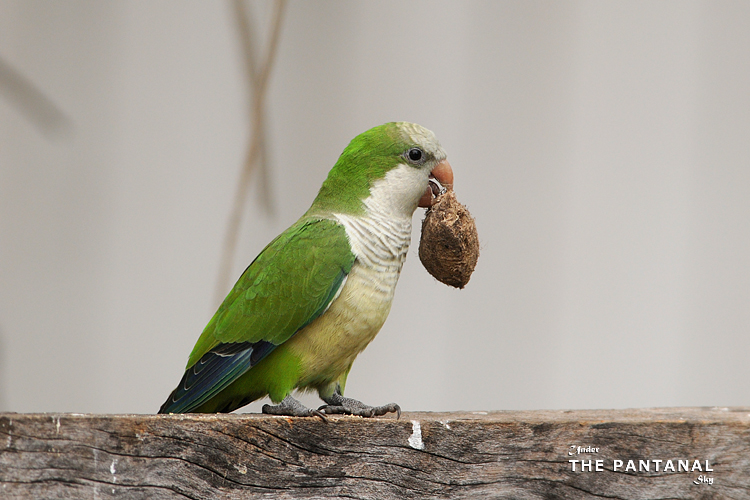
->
xmin=159 ymin=122 xmax=454 ymax=418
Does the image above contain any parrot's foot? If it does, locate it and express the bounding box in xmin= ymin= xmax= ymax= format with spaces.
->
xmin=319 ymin=390 xmax=401 ymax=419
xmin=262 ymin=395 xmax=327 ymax=422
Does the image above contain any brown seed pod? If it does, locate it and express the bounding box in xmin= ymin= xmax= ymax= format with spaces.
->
xmin=419 ymin=189 xmax=479 ymax=288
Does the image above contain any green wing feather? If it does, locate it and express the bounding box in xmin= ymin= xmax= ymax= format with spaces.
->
xmin=186 ymin=216 xmax=355 ymax=368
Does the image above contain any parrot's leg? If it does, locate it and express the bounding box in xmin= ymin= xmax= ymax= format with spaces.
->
xmin=262 ymin=395 xmax=327 ymax=421
xmin=318 ymin=386 xmax=401 ymax=419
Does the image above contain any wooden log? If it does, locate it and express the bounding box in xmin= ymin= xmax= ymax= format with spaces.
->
xmin=0 ymin=407 xmax=747 ymax=499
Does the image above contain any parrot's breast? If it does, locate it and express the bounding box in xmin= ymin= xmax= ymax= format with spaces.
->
xmin=286 ymin=212 xmax=412 ymax=388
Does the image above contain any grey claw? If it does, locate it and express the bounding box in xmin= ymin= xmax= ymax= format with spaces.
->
xmin=318 ymin=401 xmax=400 ymax=419
xmin=262 ymin=395 xmax=327 ymax=421
xmin=317 ymin=404 xmax=346 ymax=415
xmin=311 ymin=409 xmax=329 ymax=423
xmin=373 ymin=403 xmax=400 ymax=419
xmin=391 ymin=404 xmax=402 ymax=420
xmin=319 ymin=388 xmax=400 ymax=418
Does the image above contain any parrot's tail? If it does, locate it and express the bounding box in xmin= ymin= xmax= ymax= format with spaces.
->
xmin=158 ymin=340 xmax=276 ymax=414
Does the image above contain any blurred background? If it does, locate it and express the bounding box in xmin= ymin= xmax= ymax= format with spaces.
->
xmin=1 ymin=1 xmax=748 ymax=414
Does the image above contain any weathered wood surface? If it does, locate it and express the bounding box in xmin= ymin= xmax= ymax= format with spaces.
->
xmin=1 ymin=408 xmax=748 ymax=499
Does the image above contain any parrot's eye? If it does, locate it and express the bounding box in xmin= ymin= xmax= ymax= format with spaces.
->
xmin=406 ymin=147 xmax=425 ymax=164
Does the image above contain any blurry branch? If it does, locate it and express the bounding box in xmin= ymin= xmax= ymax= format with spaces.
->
xmin=215 ymin=0 xmax=286 ymax=304
xmin=0 ymin=55 xmax=71 ymax=137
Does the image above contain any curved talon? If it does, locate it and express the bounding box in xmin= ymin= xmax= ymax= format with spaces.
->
xmin=388 ymin=403 xmax=401 ymax=420
xmin=374 ymin=403 xmax=400 ymax=419
xmin=311 ymin=409 xmax=329 ymax=423
xmin=318 ymin=404 xmax=347 ymax=415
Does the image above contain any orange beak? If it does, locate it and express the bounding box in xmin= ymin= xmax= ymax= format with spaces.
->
xmin=418 ymin=159 xmax=454 ymax=208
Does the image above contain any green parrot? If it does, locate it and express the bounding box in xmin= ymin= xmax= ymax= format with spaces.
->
xmin=159 ymin=122 xmax=454 ymax=418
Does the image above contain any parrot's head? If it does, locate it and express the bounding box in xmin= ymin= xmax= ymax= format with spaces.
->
xmin=310 ymin=122 xmax=454 ymax=219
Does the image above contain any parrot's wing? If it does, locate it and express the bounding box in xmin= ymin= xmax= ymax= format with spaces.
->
xmin=160 ymin=217 xmax=355 ymax=413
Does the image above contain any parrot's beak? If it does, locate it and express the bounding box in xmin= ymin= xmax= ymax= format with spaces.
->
xmin=419 ymin=159 xmax=454 ymax=208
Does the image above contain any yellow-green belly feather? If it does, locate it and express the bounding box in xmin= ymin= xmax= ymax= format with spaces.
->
xmin=193 ymin=260 xmax=397 ymax=412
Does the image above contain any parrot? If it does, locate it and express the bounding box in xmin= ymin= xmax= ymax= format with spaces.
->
xmin=158 ymin=122 xmax=454 ymax=418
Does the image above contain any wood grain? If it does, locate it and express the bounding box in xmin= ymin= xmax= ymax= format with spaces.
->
xmin=1 ymin=408 xmax=748 ymax=499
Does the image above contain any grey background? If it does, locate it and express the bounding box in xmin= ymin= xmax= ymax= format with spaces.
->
xmin=1 ymin=1 xmax=748 ymax=414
